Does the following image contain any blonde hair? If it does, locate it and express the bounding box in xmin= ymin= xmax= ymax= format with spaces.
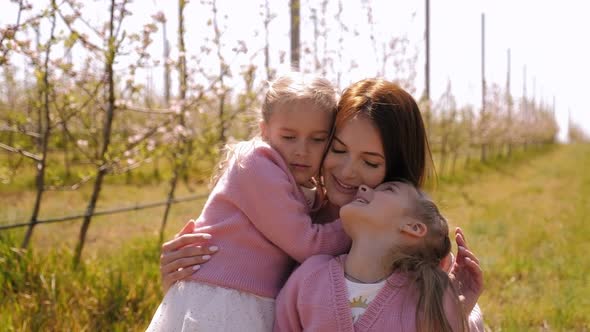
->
xmin=210 ymin=72 xmax=337 ymax=188
xmin=391 ymin=191 xmax=468 ymax=332
xmin=261 ymin=72 xmax=338 ymax=123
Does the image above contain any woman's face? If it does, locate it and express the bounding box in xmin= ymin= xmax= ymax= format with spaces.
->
xmin=322 ymin=115 xmax=387 ymax=207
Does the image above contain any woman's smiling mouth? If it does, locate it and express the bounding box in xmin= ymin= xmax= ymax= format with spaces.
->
xmin=332 ymin=174 xmax=357 ymax=192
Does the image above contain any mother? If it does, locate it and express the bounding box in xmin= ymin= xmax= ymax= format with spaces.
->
xmin=159 ymin=78 xmax=483 ymax=327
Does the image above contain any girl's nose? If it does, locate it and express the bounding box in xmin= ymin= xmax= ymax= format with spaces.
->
xmin=356 ymin=184 xmax=373 ymax=202
xmin=295 ymin=142 xmax=308 ymax=157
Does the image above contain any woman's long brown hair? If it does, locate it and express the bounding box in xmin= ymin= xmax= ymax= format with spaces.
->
xmin=334 ymin=79 xmax=434 ymax=188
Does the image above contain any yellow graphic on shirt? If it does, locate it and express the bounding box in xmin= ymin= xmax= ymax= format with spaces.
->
xmin=350 ymin=296 xmax=369 ymax=308
xmin=350 ymin=296 xmax=369 ymax=322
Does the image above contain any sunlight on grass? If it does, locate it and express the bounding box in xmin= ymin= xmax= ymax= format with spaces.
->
xmin=1 ymin=144 xmax=589 ymax=330
xmin=433 ymin=144 xmax=590 ymax=331
xmin=0 ymin=232 xmax=162 ymax=331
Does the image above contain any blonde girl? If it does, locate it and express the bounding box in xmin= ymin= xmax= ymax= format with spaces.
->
xmin=147 ymin=73 xmax=351 ymax=331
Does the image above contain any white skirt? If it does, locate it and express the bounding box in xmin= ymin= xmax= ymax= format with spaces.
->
xmin=146 ymin=281 xmax=275 ymax=332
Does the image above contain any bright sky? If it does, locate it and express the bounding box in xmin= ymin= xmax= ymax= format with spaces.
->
xmin=2 ymin=0 xmax=589 ymax=141
xmin=427 ymin=0 xmax=590 ymax=141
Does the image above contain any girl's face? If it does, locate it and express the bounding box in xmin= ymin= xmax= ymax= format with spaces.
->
xmin=261 ymin=101 xmax=333 ymax=186
xmin=322 ymin=115 xmax=387 ymax=207
xmin=339 ymin=181 xmax=419 ymax=240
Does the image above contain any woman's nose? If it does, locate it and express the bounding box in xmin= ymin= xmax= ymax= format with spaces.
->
xmin=340 ymin=158 xmax=356 ymax=178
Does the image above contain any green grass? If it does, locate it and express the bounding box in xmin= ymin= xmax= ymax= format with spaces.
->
xmin=1 ymin=143 xmax=589 ymax=331
xmin=432 ymin=143 xmax=590 ymax=331
xmin=0 ymin=232 xmax=162 ymax=332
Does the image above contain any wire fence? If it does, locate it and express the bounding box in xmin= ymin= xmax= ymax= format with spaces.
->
xmin=0 ymin=193 xmax=208 ymax=231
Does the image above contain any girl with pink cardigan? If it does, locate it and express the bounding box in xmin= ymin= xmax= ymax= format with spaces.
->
xmin=274 ymin=181 xmax=483 ymax=331
xmin=147 ymin=73 xmax=351 ymax=331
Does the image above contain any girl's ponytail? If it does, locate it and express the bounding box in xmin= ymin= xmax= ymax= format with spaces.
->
xmin=414 ymin=251 xmax=465 ymax=332
xmin=395 ymin=194 xmax=468 ymax=332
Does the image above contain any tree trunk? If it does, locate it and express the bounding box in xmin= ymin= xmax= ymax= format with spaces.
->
xmin=162 ymin=19 xmax=170 ymax=107
xmin=159 ymin=0 xmax=188 ymax=240
xmin=22 ymin=2 xmax=57 ymax=248
xmin=159 ymin=167 xmax=179 ymax=244
xmin=62 ymin=122 xmax=71 ymax=178
xmin=74 ymin=0 xmax=118 ymax=265
xmin=263 ymin=0 xmax=273 ymax=81
xmin=290 ymin=0 xmax=300 ymax=70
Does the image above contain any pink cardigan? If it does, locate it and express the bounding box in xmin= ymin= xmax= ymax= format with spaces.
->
xmin=187 ymin=139 xmax=351 ymax=298
xmin=274 ymin=254 xmax=483 ymax=332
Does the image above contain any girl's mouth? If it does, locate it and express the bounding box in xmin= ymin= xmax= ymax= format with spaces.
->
xmin=353 ymin=197 xmax=369 ymax=204
xmin=291 ymin=163 xmax=310 ymax=169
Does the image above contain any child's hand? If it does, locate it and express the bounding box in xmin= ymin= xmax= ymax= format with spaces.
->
xmin=448 ymin=227 xmax=484 ymax=315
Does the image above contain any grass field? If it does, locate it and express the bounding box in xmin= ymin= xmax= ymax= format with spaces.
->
xmin=1 ymin=143 xmax=589 ymax=331
xmin=433 ymin=144 xmax=590 ymax=331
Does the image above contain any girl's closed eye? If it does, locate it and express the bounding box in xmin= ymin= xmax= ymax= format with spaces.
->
xmin=312 ymin=136 xmax=328 ymax=143
xmin=282 ymin=135 xmax=296 ymax=140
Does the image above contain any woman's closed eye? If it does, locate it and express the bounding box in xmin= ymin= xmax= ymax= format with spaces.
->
xmin=364 ymin=160 xmax=380 ymax=168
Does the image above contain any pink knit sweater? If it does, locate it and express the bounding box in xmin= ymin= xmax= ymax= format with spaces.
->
xmin=187 ymin=139 xmax=351 ymax=299
xmin=275 ymin=254 xmax=483 ymax=332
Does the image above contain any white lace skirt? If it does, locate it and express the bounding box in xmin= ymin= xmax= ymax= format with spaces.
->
xmin=146 ymin=281 xmax=275 ymax=332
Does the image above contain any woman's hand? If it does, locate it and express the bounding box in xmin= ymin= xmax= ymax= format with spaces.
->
xmin=160 ymin=220 xmax=218 ymax=293
xmin=448 ymin=227 xmax=484 ymax=314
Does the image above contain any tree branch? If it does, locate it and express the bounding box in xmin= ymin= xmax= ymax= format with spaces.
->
xmin=0 ymin=142 xmax=41 ymax=161
xmin=0 ymin=125 xmax=41 ymax=138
